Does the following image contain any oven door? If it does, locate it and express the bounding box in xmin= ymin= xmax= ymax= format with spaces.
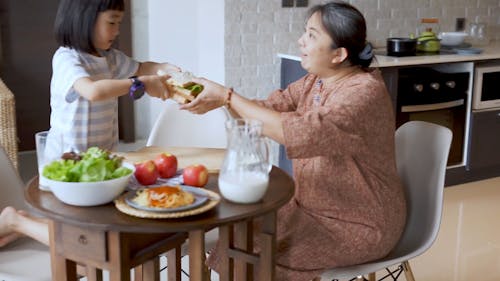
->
xmin=397 ymin=99 xmax=466 ymax=166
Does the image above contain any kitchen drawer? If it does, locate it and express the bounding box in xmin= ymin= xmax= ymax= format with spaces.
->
xmin=468 ymin=109 xmax=500 ymax=169
xmin=56 ymin=223 xmax=107 ymax=264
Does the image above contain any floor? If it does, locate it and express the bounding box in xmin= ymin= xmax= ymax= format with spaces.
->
xmin=16 ymin=146 xmax=500 ymax=281
xmin=399 ymin=176 xmax=500 ymax=281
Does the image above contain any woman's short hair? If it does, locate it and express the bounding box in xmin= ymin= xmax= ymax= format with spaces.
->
xmin=54 ymin=0 xmax=125 ymax=54
xmin=307 ymin=1 xmax=373 ymax=68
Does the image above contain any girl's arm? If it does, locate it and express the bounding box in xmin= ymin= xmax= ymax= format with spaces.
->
xmin=73 ymin=61 xmax=181 ymax=101
xmin=73 ymin=75 xmax=170 ymax=101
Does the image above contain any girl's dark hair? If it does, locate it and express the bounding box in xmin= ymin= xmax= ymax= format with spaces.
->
xmin=307 ymin=1 xmax=373 ymax=68
xmin=54 ymin=0 xmax=125 ymax=54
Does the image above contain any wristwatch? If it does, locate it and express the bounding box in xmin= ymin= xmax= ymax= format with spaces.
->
xmin=129 ymin=76 xmax=145 ymax=100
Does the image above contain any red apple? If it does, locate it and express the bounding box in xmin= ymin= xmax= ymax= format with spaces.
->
xmin=154 ymin=153 xmax=178 ymax=178
xmin=134 ymin=160 xmax=159 ymax=185
xmin=182 ymin=164 xmax=209 ymax=187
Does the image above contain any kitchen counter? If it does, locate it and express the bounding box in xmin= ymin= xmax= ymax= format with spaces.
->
xmin=278 ymin=41 xmax=500 ymax=68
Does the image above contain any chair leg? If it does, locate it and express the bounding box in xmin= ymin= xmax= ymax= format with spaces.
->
xmin=402 ymin=261 xmax=416 ymax=281
xmin=368 ymin=272 xmax=375 ymax=281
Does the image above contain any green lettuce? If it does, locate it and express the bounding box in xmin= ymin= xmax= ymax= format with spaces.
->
xmin=42 ymin=147 xmax=132 ymax=182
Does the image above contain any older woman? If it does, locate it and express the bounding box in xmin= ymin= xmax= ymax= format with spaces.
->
xmin=181 ymin=1 xmax=406 ymax=280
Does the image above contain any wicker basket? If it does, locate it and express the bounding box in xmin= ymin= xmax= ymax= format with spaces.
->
xmin=0 ymin=78 xmax=19 ymax=170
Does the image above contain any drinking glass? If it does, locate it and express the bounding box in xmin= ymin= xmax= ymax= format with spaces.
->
xmin=35 ymin=130 xmax=65 ymax=190
xmin=35 ymin=131 xmax=50 ymax=190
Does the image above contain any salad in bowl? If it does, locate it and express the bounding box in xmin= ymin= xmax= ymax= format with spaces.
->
xmin=41 ymin=147 xmax=134 ymax=206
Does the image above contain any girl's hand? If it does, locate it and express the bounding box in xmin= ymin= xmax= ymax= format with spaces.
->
xmin=179 ymin=77 xmax=228 ymax=114
xmin=141 ymin=74 xmax=171 ymax=100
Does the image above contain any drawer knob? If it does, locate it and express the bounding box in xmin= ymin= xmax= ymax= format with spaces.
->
xmin=78 ymin=235 xmax=88 ymax=245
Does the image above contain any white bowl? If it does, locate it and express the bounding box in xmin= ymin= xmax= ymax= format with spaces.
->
xmin=41 ymin=163 xmax=134 ymax=206
xmin=439 ymin=32 xmax=468 ymax=46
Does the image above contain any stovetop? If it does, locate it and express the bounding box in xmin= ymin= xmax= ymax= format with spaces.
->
xmin=376 ymin=43 xmax=483 ymax=57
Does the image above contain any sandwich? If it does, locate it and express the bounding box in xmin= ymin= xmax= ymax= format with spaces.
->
xmin=158 ymin=70 xmax=204 ymax=104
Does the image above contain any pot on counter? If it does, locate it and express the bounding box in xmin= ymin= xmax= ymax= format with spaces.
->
xmin=386 ymin=37 xmax=417 ymax=57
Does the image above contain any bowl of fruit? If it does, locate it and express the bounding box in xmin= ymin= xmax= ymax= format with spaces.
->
xmin=41 ymin=147 xmax=134 ymax=206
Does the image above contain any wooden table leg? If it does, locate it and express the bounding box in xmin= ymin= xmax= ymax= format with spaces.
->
xmin=85 ymin=266 xmax=103 ymax=281
xmin=107 ymin=231 xmax=130 ymax=281
xmin=218 ymin=225 xmax=233 ymax=281
xmin=166 ymin=245 xmax=182 ymax=281
xmin=258 ymin=212 xmax=277 ymax=281
xmin=234 ymin=221 xmax=253 ymax=281
xmin=135 ymin=257 xmax=160 ymax=281
xmin=49 ymin=220 xmax=78 ymax=281
xmin=188 ymin=229 xmax=208 ymax=281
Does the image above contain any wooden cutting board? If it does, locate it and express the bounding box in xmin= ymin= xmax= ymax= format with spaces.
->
xmin=118 ymin=146 xmax=226 ymax=173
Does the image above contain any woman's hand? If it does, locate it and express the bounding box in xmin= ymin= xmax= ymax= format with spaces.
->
xmin=161 ymin=62 xmax=182 ymax=74
xmin=179 ymin=77 xmax=228 ymax=114
xmin=141 ymin=74 xmax=171 ymax=100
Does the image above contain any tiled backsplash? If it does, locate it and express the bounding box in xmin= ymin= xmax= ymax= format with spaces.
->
xmin=225 ymin=0 xmax=500 ymax=99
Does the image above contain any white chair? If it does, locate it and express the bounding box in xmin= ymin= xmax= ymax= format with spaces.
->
xmin=147 ymin=100 xmax=229 ymax=148
xmin=320 ymin=121 xmax=452 ymax=281
xmin=0 ymin=145 xmax=52 ymax=281
xmin=147 ymin=100 xmax=230 ymax=276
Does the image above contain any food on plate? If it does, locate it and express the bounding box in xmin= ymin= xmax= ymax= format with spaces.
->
xmin=42 ymin=147 xmax=132 ymax=182
xmin=158 ymin=70 xmax=204 ymax=104
xmin=132 ymin=185 xmax=195 ymax=209
xmin=183 ymin=164 xmax=209 ymax=187
xmin=154 ymin=153 xmax=178 ymax=178
xmin=134 ymin=160 xmax=159 ymax=185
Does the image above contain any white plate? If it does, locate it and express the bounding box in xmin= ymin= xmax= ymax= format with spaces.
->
xmin=125 ymin=185 xmax=209 ymax=213
xmin=455 ymin=48 xmax=483 ymax=55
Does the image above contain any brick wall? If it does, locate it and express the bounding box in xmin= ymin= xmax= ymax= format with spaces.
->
xmin=225 ymin=0 xmax=500 ymax=99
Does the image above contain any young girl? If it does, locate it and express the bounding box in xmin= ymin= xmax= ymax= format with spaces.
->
xmin=46 ymin=0 xmax=179 ymax=159
xmin=183 ymin=2 xmax=406 ymax=280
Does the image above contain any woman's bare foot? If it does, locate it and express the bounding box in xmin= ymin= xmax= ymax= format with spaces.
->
xmin=0 ymin=232 xmax=21 ymax=247
xmin=0 ymin=206 xmax=17 ymax=236
xmin=0 ymin=206 xmax=22 ymax=247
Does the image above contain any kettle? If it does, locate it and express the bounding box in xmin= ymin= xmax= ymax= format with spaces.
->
xmin=417 ymin=30 xmax=441 ymax=52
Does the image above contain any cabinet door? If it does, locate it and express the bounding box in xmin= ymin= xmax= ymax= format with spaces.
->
xmin=468 ymin=109 xmax=500 ymax=169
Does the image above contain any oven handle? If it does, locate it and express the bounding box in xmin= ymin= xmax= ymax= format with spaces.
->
xmin=401 ymin=99 xmax=464 ymax=113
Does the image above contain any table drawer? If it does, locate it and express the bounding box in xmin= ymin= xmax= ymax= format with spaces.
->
xmin=56 ymin=223 xmax=107 ymax=263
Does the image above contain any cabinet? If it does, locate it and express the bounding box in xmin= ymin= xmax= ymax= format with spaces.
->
xmin=468 ymin=109 xmax=500 ymax=169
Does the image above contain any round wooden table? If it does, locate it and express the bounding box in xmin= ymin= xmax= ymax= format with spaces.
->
xmin=25 ymin=166 xmax=295 ymax=281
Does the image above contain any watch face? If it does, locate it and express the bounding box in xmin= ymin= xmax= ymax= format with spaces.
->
xmin=130 ymin=77 xmax=145 ymax=100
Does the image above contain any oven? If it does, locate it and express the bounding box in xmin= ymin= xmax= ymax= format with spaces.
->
xmin=396 ymin=67 xmax=470 ymax=166
xmin=472 ymin=61 xmax=500 ymax=110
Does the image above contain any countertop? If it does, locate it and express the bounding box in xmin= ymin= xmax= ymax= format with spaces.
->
xmin=278 ymin=41 xmax=500 ymax=68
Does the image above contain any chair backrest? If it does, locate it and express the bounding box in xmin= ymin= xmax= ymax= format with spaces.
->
xmin=0 ymin=145 xmax=26 ymax=209
xmin=146 ymin=100 xmax=229 ymax=148
xmin=0 ymin=78 xmax=19 ymax=170
xmin=392 ymin=120 xmax=452 ymax=257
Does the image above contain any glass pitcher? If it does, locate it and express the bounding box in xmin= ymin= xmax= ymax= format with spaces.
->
xmin=218 ymin=119 xmax=272 ymax=204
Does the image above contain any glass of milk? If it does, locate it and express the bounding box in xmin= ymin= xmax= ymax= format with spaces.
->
xmin=218 ymin=119 xmax=272 ymax=204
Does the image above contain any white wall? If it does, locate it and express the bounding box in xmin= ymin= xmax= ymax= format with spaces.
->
xmin=131 ymin=0 xmax=225 ymax=140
